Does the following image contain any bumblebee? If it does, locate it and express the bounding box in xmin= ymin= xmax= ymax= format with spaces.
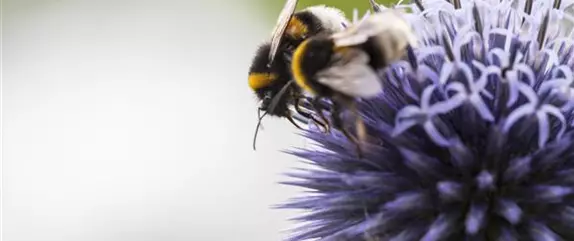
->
xmin=248 ymin=0 xmax=349 ymax=150
xmin=290 ymin=10 xmax=418 ymax=157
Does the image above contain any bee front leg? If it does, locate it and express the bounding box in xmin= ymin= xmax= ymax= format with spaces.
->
xmin=310 ymin=97 xmax=331 ymax=133
xmin=286 ymin=116 xmax=304 ymax=130
xmin=295 ymin=98 xmax=329 ymax=133
xmin=348 ymin=99 xmax=367 ymax=145
xmin=331 ymin=101 xmax=363 ymax=159
xmin=286 ymin=111 xmax=304 ymax=130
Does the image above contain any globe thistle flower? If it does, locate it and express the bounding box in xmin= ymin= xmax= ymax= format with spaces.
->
xmin=280 ymin=0 xmax=574 ymax=240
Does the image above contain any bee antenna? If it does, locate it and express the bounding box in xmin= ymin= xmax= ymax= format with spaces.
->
xmin=252 ymin=108 xmax=268 ymax=151
xmin=537 ymin=11 xmax=550 ymax=50
xmin=266 ymin=80 xmax=295 ymax=115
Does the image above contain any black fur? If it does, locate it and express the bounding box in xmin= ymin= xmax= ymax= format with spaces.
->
xmin=247 ymin=8 xmax=344 ymax=138
xmin=294 ymin=11 xmax=325 ymax=36
xmin=248 ymin=10 xmax=338 ymax=118
xmin=277 ymin=11 xmax=327 ymax=54
xmin=248 ymin=42 xmax=298 ymax=117
xmin=360 ymin=38 xmax=387 ymax=69
xmin=296 ymin=36 xmax=389 ymax=96
xmin=293 ymin=36 xmax=385 ymax=158
xmin=296 ymin=37 xmax=336 ymax=97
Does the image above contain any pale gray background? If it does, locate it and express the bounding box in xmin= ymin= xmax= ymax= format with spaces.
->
xmin=2 ymin=0 xmax=308 ymax=240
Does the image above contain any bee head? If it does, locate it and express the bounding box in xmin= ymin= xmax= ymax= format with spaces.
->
xmin=259 ymin=92 xmax=273 ymax=111
xmin=259 ymin=89 xmax=291 ymax=116
xmin=248 ymin=43 xmax=281 ymax=91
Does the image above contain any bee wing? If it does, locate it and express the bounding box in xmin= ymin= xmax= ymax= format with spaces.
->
xmin=269 ymin=0 xmax=299 ymax=64
xmin=331 ymin=10 xmax=412 ymax=47
xmin=316 ymin=49 xmax=382 ymax=98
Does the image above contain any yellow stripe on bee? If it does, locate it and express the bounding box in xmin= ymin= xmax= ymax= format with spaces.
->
xmin=248 ymin=73 xmax=277 ymax=90
xmin=291 ymin=39 xmax=316 ymax=95
xmin=334 ymin=46 xmax=349 ymax=53
xmin=286 ymin=17 xmax=308 ymax=39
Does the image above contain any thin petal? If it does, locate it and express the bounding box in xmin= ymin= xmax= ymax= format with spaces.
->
xmin=515 ymin=63 xmax=537 ymax=86
xmin=465 ymin=204 xmax=486 ymax=234
xmin=430 ymin=94 xmax=466 ymax=114
xmin=436 ymin=181 xmax=465 ymax=201
xmin=439 ymin=62 xmax=455 ymax=84
xmin=445 ymin=82 xmax=467 ymax=93
xmin=418 ymin=65 xmax=441 ymax=85
xmin=488 ymin=48 xmax=509 ymax=67
xmin=424 ymin=120 xmax=451 ymax=146
xmin=469 ymin=94 xmax=495 ymax=121
xmin=529 ymin=221 xmax=562 ymax=241
xmin=503 ymin=104 xmax=535 ymax=133
xmin=496 ymin=199 xmax=522 ymax=224
xmin=392 ymin=119 xmax=419 ymax=137
xmin=417 ymin=46 xmax=447 ymax=63
xmin=504 ymin=70 xmax=520 ymax=107
xmin=503 ymin=156 xmax=532 ymax=182
xmin=383 ymin=191 xmax=429 ymax=212
xmin=517 ymin=80 xmax=540 ymax=104
xmin=421 ymin=85 xmax=438 ymax=110
xmin=420 ymin=214 xmax=456 ymax=241
xmin=536 ymin=110 xmax=550 ymax=147
xmin=541 ymin=104 xmax=567 ymax=140
xmin=396 ymin=106 xmax=424 ymax=122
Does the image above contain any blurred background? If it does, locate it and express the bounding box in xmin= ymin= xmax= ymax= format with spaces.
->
xmin=2 ymin=0 xmax=393 ymax=240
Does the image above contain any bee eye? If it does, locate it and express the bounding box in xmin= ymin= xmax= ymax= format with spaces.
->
xmin=260 ymin=94 xmax=272 ymax=109
xmin=264 ymin=92 xmax=273 ymax=100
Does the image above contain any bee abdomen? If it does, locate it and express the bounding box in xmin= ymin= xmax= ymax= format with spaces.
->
xmin=366 ymin=32 xmax=413 ymax=70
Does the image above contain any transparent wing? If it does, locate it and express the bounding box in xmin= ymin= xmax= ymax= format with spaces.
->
xmin=269 ymin=0 xmax=298 ymax=64
xmin=331 ymin=10 xmax=409 ymax=47
xmin=351 ymin=8 xmax=371 ymax=26
xmin=316 ymin=49 xmax=382 ymax=98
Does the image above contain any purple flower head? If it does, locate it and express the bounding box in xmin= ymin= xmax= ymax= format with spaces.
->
xmin=280 ymin=0 xmax=574 ymax=240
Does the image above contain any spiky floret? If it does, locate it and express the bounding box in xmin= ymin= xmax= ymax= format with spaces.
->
xmin=280 ymin=0 xmax=574 ymax=240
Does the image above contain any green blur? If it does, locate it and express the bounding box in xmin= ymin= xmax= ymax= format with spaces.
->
xmin=251 ymin=0 xmax=398 ymax=23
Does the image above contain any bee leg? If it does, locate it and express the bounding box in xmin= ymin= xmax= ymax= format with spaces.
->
xmin=295 ymin=98 xmax=329 ymax=133
xmin=348 ymin=100 xmax=367 ymax=145
xmin=311 ymin=114 xmax=330 ymax=133
xmin=286 ymin=112 xmax=304 ymax=130
xmin=310 ymin=97 xmax=331 ymax=133
xmin=332 ymin=101 xmax=363 ymax=159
